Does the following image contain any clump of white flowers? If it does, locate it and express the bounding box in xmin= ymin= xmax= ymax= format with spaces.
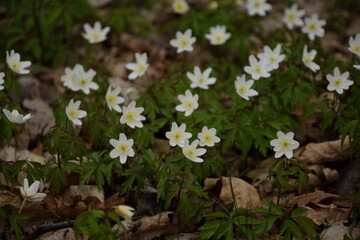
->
xmin=60 ymin=64 xmax=98 ymax=94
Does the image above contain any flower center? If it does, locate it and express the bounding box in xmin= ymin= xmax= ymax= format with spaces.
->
xmin=185 ymin=148 xmax=195 ymax=158
xmin=11 ymin=61 xmax=20 ymax=70
xmin=92 ymin=31 xmax=101 ymax=41
xmin=80 ymin=79 xmax=87 ymax=86
xmin=279 ymin=138 xmax=291 ymax=151
xmin=184 ymin=100 xmax=194 ymax=110
xmin=117 ymin=143 xmax=128 ymax=154
xmin=125 ymin=111 xmax=136 ymax=122
xmin=308 ymin=23 xmax=317 ymax=32
xmin=238 ymin=86 xmax=246 ymax=95
xmin=214 ymin=34 xmax=223 ymax=43
xmin=173 ymin=132 xmax=182 ymax=141
xmin=107 ymin=94 xmax=116 ymax=104
xmin=198 ymin=76 xmax=205 ymax=83
xmin=180 ymin=38 xmax=189 ymax=48
xmin=254 ymin=65 xmax=262 ymax=74
xmin=303 ymin=55 xmax=311 ymax=65
xmin=353 ymin=44 xmax=360 ymax=54
xmin=253 ymin=1 xmax=260 ymax=8
xmin=175 ymin=2 xmax=185 ymax=11
xmin=68 ymin=108 xmax=77 ymax=118
xmin=334 ymin=79 xmax=342 ymax=88
xmin=269 ymin=55 xmax=277 ymax=64
xmin=136 ymin=63 xmax=146 ymax=73
xmin=287 ymin=12 xmax=296 ymax=21
xmin=204 ymin=134 xmax=212 ymax=143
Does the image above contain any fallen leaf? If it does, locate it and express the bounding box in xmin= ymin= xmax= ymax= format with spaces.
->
xmin=0 ymin=190 xmax=21 ymax=208
xmin=35 ymin=227 xmax=76 ymax=240
xmin=62 ymin=185 xmax=105 ymax=204
xmin=320 ymin=224 xmax=360 ymax=240
xmin=295 ymin=137 xmax=351 ymax=164
xmin=204 ymin=177 xmax=261 ymax=209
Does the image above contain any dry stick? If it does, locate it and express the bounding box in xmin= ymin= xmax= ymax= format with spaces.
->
xmin=24 ymin=220 xmax=75 ymax=240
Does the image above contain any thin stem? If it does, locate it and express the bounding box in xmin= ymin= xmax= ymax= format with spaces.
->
xmin=18 ymin=199 xmax=26 ymax=214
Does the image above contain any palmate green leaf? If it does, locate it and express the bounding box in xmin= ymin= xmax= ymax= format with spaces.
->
xmin=294 ymin=216 xmax=317 ymax=238
xmin=280 ymin=219 xmax=303 ymax=240
xmin=298 ymin=170 xmax=309 ymax=193
xmin=9 ymin=212 xmax=29 ymax=239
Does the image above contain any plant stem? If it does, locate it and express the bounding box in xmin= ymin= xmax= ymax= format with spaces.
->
xmin=18 ymin=199 xmax=26 ymax=214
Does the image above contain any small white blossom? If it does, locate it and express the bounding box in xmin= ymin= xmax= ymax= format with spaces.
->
xmin=82 ymin=21 xmax=110 ymax=44
xmin=106 ymin=86 xmax=124 ymax=112
xmin=170 ymin=29 xmax=196 ymax=53
xmin=197 ymin=126 xmax=220 ymax=147
xmin=65 ymin=99 xmax=87 ymax=126
xmin=20 ymin=178 xmax=47 ymax=202
xmin=246 ymin=0 xmax=271 ymax=17
xmin=126 ymin=53 xmax=149 ymax=80
xmin=120 ymin=101 xmax=145 ymax=129
xmin=186 ymin=66 xmax=216 ymax=89
xmin=326 ymin=67 xmax=353 ymax=94
xmin=6 ymin=50 xmax=31 ymax=74
xmin=60 ymin=64 xmax=98 ymax=94
xmin=114 ymin=205 xmax=135 ymax=220
xmin=282 ymin=4 xmax=305 ymax=29
xmin=302 ymin=14 xmax=326 ymax=41
xmin=270 ymin=131 xmax=299 ymax=159
xmin=182 ymin=139 xmax=206 ymax=163
xmin=302 ymin=45 xmax=320 ymax=72
xmin=165 ymin=122 xmax=192 ymax=147
xmin=172 ymin=0 xmax=189 ymax=14
xmin=244 ymin=55 xmax=271 ymax=80
xmin=109 ymin=133 xmax=134 ymax=164
xmin=175 ymin=90 xmax=199 ymax=117
xmin=0 ymin=72 xmax=4 ymax=90
xmin=258 ymin=44 xmax=285 ymax=71
xmin=354 ymin=65 xmax=360 ymax=70
xmin=349 ymin=33 xmax=360 ymax=57
xmin=3 ymin=109 xmax=33 ymax=124
xmin=205 ymin=25 xmax=231 ymax=45
xmin=234 ymin=75 xmax=258 ymax=100
xmin=74 ymin=67 xmax=98 ymax=94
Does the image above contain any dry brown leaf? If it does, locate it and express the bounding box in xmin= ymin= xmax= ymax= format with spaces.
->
xmin=295 ymin=137 xmax=351 ymax=164
xmin=35 ymin=228 xmax=76 ymax=240
xmin=118 ymin=212 xmax=175 ymax=240
xmin=0 ymin=190 xmax=21 ymax=208
xmin=23 ymin=98 xmax=55 ymax=139
xmin=320 ymin=224 xmax=360 ymax=240
xmin=62 ymin=185 xmax=105 ymax=204
xmin=0 ymin=146 xmax=47 ymax=164
xmin=204 ymin=177 xmax=261 ymax=209
xmin=287 ymin=191 xmax=338 ymax=207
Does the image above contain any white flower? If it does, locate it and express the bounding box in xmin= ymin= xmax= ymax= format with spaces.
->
xmin=246 ymin=0 xmax=271 ymax=17
xmin=258 ymin=44 xmax=285 ymax=71
xmin=326 ymin=67 xmax=353 ymax=94
xmin=165 ymin=122 xmax=192 ymax=147
xmin=270 ymin=131 xmax=299 ymax=159
xmin=244 ymin=55 xmax=271 ymax=80
xmin=73 ymin=67 xmax=98 ymax=94
xmin=114 ymin=205 xmax=135 ymax=220
xmin=126 ymin=53 xmax=149 ymax=80
xmin=0 ymin=72 xmax=5 ymax=90
xmin=20 ymin=178 xmax=47 ymax=202
xmin=3 ymin=109 xmax=33 ymax=124
xmin=354 ymin=65 xmax=360 ymax=70
xmin=302 ymin=45 xmax=320 ymax=72
xmin=349 ymin=33 xmax=360 ymax=57
xmin=106 ymin=86 xmax=124 ymax=112
xmin=302 ymin=14 xmax=326 ymax=41
xmin=172 ymin=0 xmax=189 ymax=14
xmin=182 ymin=139 xmax=206 ymax=163
xmin=186 ymin=66 xmax=216 ymax=89
xmin=170 ymin=29 xmax=196 ymax=53
xmin=197 ymin=126 xmax=220 ymax=147
xmin=109 ymin=133 xmax=134 ymax=164
xmin=82 ymin=21 xmax=110 ymax=44
xmin=205 ymin=25 xmax=231 ymax=45
xmin=65 ymin=99 xmax=87 ymax=126
xmin=175 ymin=90 xmax=199 ymax=117
xmin=60 ymin=64 xmax=83 ymax=91
xmin=282 ymin=4 xmax=305 ymax=29
xmin=120 ymin=101 xmax=145 ymax=129
xmin=6 ymin=50 xmax=31 ymax=74
xmin=234 ymin=75 xmax=258 ymax=100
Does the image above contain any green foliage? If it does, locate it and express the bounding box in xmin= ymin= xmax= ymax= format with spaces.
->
xmin=0 ymin=206 xmax=29 ymax=240
xmin=74 ymin=210 xmax=121 ymax=239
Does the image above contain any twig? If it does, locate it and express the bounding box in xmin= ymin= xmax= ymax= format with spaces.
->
xmin=24 ymin=220 xmax=75 ymax=240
